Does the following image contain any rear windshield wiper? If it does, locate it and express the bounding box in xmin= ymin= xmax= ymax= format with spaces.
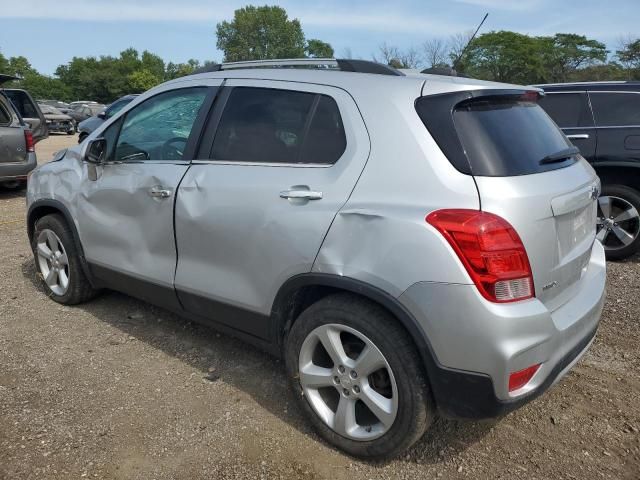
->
xmin=539 ymin=146 xmax=580 ymax=165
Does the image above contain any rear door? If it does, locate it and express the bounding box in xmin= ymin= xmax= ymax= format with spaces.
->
xmin=2 ymin=89 xmax=48 ymax=142
xmin=76 ymin=84 xmax=217 ymax=310
xmin=417 ymin=91 xmax=600 ymax=311
xmin=589 ymin=90 xmax=640 ymax=163
xmin=173 ymin=80 xmax=370 ymax=337
xmin=537 ymin=91 xmax=597 ymax=161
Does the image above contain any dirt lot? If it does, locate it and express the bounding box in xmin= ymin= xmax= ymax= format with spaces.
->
xmin=1 ymin=134 xmax=639 ymax=479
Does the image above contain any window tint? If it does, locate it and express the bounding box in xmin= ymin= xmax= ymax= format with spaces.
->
xmin=590 ymin=92 xmax=640 ymax=127
xmin=105 ymin=98 xmax=132 ymax=119
xmin=0 ymin=103 xmax=10 ymax=125
xmin=300 ymin=96 xmax=346 ymax=164
xmin=4 ymin=90 xmax=37 ymax=118
xmin=416 ymin=94 xmax=575 ymax=177
xmin=211 ymin=87 xmax=346 ymax=165
xmin=113 ymin=88 xmax=207 ymax=162
xmin=453 ymin=98 xmax=573 ymax=176
xmin=537 ymin=93 xmax=593 ymax=128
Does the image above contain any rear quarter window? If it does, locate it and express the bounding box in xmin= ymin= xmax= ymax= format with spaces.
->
xmin=0 ymin=103 xmax=11 ymax=125
xmin=416 ymin=92 xmax=575 ymax=177
xmin=589 ymin=92 xmax=640 ymax=127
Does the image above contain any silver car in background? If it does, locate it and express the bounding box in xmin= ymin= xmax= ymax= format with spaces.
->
xmin=0 ymin=82 xmax=37 ymax=189
xmin=26 ymin=59 xmax=606 ymax=458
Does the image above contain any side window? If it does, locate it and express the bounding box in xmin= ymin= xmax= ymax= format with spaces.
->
xmin=300 ymin=96 xmax=346 ymax=164
xmin=537 ymin=93 xmax=592 ymax=128
xmin=4 ymin=90 xmax=37 ymax=118
xmin=113 ymin=87 xmax=207 ymax=162
xmin=211 ymin=87 xmax=346 ymax=165
xmin=0 ymin=103 xmax=10 ymax=126
xmin=590 ymin=92 xmax=640 ymax=127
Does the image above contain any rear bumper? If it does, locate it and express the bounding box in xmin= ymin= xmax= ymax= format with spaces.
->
xmin=0 ymin=153 xmax=37 ymax=181
xmin=399 ymin=240 xmax=606 ymax=418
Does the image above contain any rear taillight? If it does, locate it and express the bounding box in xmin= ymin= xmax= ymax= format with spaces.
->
xmin=426 ymin=209 xmax=535 ymax=303
xmin=24 ymin=130 xmax=34 ymax=153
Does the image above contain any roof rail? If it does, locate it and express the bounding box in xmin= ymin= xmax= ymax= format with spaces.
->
xmin=192 ymin=58 xmax=404 ymax=76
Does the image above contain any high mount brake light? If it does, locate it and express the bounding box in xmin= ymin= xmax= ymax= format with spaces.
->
xmin=426 ymin=209 xmax=535 ymax=303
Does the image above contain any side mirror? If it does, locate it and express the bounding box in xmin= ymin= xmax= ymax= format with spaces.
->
xmin=85 ymin=138 xmax=107 ymax=164
xmin=97 ymin=112 xmax=106 ymax=120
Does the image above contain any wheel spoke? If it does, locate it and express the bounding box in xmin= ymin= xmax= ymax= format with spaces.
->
xmin=596 ymin=227 xmax=610 ymax=243
xmin=361 ymin=384 xmax=395 ymax=427
xmin=316 ymin=327 xmax=349 ymax=367
xmin=598 ymin=196 xmax=612 ymax=218
xmin=37 ymin=243 xmax=52 ymax=259
xmin=46 ymin=231 xmax=60 ymax=253
xmin=333 ymin=396 xmax=357 ymax=437
xmin=612 ymin=225 xmax=635 ymax=246
xmin=299 ymin=363 xmax=335 ymax=389
xmin=58 ymin=252 xmax=69 ymax=266
xmin=58 ymin=269 xmax=69 ymax=289
xmin=354 ymin=345 xmax=386 ymax=377
xmin=614 ymin=205 xmax=639 ymax=223
xmin=45 ymin=268 xmax=58 ymax=287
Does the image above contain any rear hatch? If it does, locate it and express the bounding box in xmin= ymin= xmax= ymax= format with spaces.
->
xmin=0 ymin=74 xmax=49 ymax=143
xmin=417 ymin=89 xmax=599 ymax=310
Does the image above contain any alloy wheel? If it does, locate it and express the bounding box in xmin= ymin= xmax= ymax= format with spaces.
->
xmin=298 ymin=323 xmax=398 ymax=441
xmin=596 ymin=195 xmax=640 ymax=251
xmin=36 ymin=229 xmax=70 ymax=296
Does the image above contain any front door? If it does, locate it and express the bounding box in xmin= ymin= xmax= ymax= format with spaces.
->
xmin=76 ymin=85 xmax=214 ymax=310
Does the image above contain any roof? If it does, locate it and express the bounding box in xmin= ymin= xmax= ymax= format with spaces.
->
xmin=168 ymin=66 xmax=532 ymax=99
xmin=535 ymin=81 xmax=640 ymax=92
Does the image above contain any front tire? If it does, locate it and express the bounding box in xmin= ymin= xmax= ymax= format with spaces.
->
xmin=285 ymin=293 xmax=434 ymax=459
xmin=597 ymin=184 xmax=640 ymax=260
xmin=32 ymin=214 xmax=97 ymax=304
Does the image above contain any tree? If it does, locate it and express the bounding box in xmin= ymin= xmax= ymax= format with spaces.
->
xmin=216 ymin=5 xmax=306 ymax=61
xmin=464 ymin=31 xmax=547 ymax=84
xmin=306 ymin=39 xmax=334 ymax=58
xmin=374 ymin=43 xmax=420 ymax=68
xmin=617 ymin=37 xmax=640 ymax=78
xmin=542 ymin=34 xmax=608 ymax=82
xmin=128 ymin=69 xmax=161 ymax=93
xmin=422 ymin=38 xmax=449 ymax=68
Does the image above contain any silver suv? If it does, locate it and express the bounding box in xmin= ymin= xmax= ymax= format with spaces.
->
xmin=26 ymin=59 xmax=606 ymax=459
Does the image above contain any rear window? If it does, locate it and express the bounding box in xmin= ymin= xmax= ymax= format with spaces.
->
xmin=4 ymin=90 xmax=38 ymax=118
xmin=416 ymin=92 xmax=575 ymax=177
xmin=0 ymin=103 xmax=10 ymax=125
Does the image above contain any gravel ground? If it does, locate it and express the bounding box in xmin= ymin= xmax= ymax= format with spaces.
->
xmin=0 ymin=134 xmax=638 ymax=479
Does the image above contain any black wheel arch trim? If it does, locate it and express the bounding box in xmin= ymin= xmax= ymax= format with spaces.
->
xmin=591 ymin=161 xmax=640 ymax=171
xmin=270 ymin=273 xmax=504 ymax=418
xmin=27 ymin=199 xmax=95 ymax=287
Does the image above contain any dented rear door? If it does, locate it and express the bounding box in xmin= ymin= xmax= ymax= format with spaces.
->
xmin=173 ymin=80 xmax=370 ymax=333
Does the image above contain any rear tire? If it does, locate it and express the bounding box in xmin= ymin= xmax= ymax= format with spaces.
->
xmin=285 ymin=293 xmax=434 ymax=459
xmin=32 ymin=214 xmax=98 ymax=304
xmin=597 ymin=184 xmax=640 ymax=260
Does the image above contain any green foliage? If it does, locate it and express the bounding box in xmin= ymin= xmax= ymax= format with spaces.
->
xmin=462 ymin=31 xmax=610 ymax=84
xmin=215 ymin=5 xmax=335 ymax=62
xmin=464 ymin=31 xmax=547 ymax=84
xmin=306 ymin=39 xmax=334 ymax=58
xmin=127 ymin=69 xmax=162 ymax=93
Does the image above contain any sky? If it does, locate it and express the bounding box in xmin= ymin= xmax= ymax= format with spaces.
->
xmin=0 ymin=0 xmax=638 ymax=75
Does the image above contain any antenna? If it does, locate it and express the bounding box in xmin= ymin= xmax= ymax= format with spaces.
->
xmin=452 ymin=12 xmax=489 ymax=72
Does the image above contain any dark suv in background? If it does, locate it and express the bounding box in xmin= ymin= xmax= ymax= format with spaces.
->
xmin=537 ymin=81 xmax=640 ymax=260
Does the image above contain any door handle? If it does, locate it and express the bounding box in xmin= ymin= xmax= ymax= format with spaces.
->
xmin=279 ymin=189 xmax=323 ymax=200
xmin=149 ymin=185 xmax=172 ymax=198
xmin=566 ymin=134 xmax=590 ymax=140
